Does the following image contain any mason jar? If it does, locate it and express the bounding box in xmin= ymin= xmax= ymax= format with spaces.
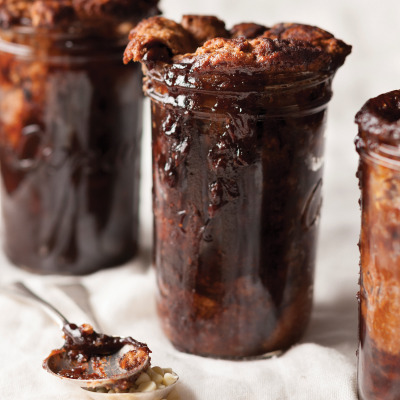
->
xmin=356 ymin=89 xmax=400 ymax=399
xmin=124 ymin=16 xmax=351 ymax=357
xmin=0 ymin=2 xmax=158 ymax=274
xmin=148 ymin=70 xmax=335 ymax=357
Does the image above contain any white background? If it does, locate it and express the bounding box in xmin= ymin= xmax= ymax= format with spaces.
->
xmin=1 ymin=0 xmax=400 ymax=399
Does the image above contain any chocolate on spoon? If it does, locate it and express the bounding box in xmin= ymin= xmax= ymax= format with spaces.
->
xmin=5 ymin=282 xmax=151 ymax=390
xmin=44 ymin=322 xmax=151 ymax=391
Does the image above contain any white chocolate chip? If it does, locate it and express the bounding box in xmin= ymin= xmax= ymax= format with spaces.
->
xmin=157 ymin=384 xmax=166 ymax=389
xmin=135 ymin=372 xmax=151 ymax=385
xmin=148 ymin=368 xmax=163 ymax=384
xmin=137 ymin=381 xmax=157 ymax=392
xmin=163 ymin=368 xmax=173 ymax=374
xmin=163 ymin=372 xmax=178 ymax=387
xmin=151 ymin=366 xmax=164 ymax=376
xmin=153 ymin=373 xmax=164 ymax=384
xmin=90 ymin=366 xmax=177 ymax=394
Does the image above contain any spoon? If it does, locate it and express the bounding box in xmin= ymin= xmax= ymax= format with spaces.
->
xmin=5 ymin=282 xmax=152 ymax=391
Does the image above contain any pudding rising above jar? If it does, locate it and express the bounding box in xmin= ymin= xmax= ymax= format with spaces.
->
xmin=356 ymin=90 xmax=400 ymax=400
xmin=0 ymin=0 xmax=159 ymax=274
xmin=125 ymin=15 xmax=351 ymax=357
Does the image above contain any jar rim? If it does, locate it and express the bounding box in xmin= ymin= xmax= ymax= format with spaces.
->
xmin=147 ymin=92 xmax=330 ymax=118
xmin=146 ymin=66 xmax=334 ymax=92
xmin=0 ymin=23 xmax=131 ymax=38
xmin=0 ymin=27 xmax=128 ymax=62
xmin=358 ymin=144 xmax=400 ymax=170
xmin=145 ymin=70 xmax=333 ymax=117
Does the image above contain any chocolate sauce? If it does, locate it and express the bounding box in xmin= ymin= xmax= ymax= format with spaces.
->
xmin=45 ymin=323 xmax=151 ymax=380
xmin=63 ymin=323 xmax=149 ymax=360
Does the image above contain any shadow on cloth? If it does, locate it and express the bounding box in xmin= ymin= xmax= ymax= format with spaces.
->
xmin=303 ymin=293 xmax=358 ymax=351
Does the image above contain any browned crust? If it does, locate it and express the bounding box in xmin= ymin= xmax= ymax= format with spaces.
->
xmin=0 ymin=0 xmax=159 ymax=28
xmin=0 ymin=0 xmax=32 ymax=25
xmin=123 ymin=15 xmax=351 ymax=73
xmin=178 ymin=36 xmax=333 ymax=74
xmin=230 ymin=22 xmax=268 ymax=39
xmin=181 ymin=15 xmax=229 ymax=45
xmin=73 ymin=0 xmax=158 ymax=23
xmin=30 ymin=1 xmax=75 ymax=28
xmin=125 ymin=16 xmax=198 ymax=62
xmin=263 ymin=23 xmax=351 ymax=70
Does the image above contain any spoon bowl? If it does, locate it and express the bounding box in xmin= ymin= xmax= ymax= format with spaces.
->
xmin=44 ymin=344 xmax=150 ymax=389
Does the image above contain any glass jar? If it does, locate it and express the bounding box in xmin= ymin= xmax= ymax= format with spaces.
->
xmin=356 ymin=90 xmax=400 ymax=399
xmin=148 ymin=68 xmax=335 ymax=357
xmin=0 ymin=18 xmax=150 ymax=274
xmin=124 ymin=15 xmax=351 ymax=357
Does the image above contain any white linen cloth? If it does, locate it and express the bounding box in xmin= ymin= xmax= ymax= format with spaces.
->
xmin=1 ymin=0 xmax=400 ymax=398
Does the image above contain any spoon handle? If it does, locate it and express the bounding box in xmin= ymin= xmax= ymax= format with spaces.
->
xmin=4 ymin=281 xmax=70 ymax=328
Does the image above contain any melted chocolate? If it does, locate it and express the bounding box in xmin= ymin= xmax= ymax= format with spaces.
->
xmin=63 ymin=323 xmax=149 ymax=360
xmin=46 ymin=323 xmax=151 ymax=380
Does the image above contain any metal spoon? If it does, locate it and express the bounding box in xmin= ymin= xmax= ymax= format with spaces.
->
xmin=4 ymin=282 xmax=151 ymax=390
